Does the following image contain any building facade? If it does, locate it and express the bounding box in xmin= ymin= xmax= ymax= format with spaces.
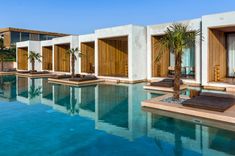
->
xmin=15 ymin=11 xmax=235 ymax=89
xmin=0 ymin=27 xmax=68 ymax=48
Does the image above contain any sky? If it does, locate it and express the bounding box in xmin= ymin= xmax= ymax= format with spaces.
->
xmin=1 ymin=0 xmax=235 ymax=35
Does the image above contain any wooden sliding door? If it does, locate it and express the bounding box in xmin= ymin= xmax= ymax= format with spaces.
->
xmin=81 ymin=42 xmax=95 ymax=73
xmin=17 ymin=47 xmax=28 ymax=70
xmin=208 ymin=29 xmax=227 ymax=81
xmin=98 ymin=36 xmax=128 ymax=77
xmin=42 ymin=46 xmax=52 ymax=70
xmin=151 ymin=36 xmax=169 ymax=77
xmin=54 ymin=44 xmax=70 ymax=72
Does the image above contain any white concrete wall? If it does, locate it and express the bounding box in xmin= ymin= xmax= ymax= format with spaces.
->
xmin=95 ymin=25 xmax=147 ymax=81
xmin=52 ymin=35 xmax=79 ymax=73
xmin=201 ymin=11 xmax=235 ymax=86
xmin=16 ymin=41 xmax=41 ymax=71
xmin=131 ymin=26 xmax=147 ymax=81
xmin=78 ymin=34 xmax=95 ymax=74
xmin=147 ymin=19 xmax=201 ymax=84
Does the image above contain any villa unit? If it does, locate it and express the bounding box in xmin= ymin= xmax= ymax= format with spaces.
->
xmin=201 ymin=11 xmax=235 ymax=91
xmin=147 ymin=19 xmax=201 ymax=86
xmin=95 ymin=25 xmax=147 ymax=83
xmin=16 ymin=35 xmax=79 ymax=73
xmin=15 ymin=11 xmax=235 ymax=88
xmin=16 ymin=41 xmax=41 ymax=71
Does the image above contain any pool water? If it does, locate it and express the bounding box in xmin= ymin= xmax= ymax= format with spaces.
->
xmin=0 ymin=75 xmax=235 ymax=156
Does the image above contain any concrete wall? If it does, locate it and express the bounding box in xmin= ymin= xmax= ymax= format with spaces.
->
xmin=0 ymin=62 xmax=16 ymax=71
xmin=95 ymin=25 xmax=147 ymax=82
xmin=201 ymin=11 xmax=235 ymax=86
xmin=147 ymin=19 xmax=201 ymax=85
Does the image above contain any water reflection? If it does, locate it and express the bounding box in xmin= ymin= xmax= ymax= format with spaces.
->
xmin=1 ymin=75 xmax=235 ymax=155
xmin=146 ymin=110 xmax=235 ymax=156
xmin=17 ymin=77 xmax=42 ymax=105
xmin=0 ymin=75 xmax=16 ymax=101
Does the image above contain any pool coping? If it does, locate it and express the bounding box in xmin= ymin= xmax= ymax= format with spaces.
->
xmin=48 ymin=78 xmax=105 ymax=86
xmin=143 ymin=84 xmax=187 ymax=92
xmin=141 ymin=93 xmax=235 ymax=125
xmin=16 ymin=72 xmax=55 ymax=78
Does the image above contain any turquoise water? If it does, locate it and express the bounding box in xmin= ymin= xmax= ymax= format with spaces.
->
xmin=0 ymin=75 xmax=235 ymax=156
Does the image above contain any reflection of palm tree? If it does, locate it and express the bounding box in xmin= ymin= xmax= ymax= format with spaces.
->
xmin=67 ymin=87 xmax=78 ymax=114
xmin=29 ymin=79 xmax=42 ymax=99
xmin=29 ymin=86 xmax=42 ymax=99
xmin=174 ymin=122 xmax=183 ymax=156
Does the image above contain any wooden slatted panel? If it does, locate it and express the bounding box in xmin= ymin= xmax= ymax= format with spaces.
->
xmin=208 ymin=29 xmax=227 ymax=82
xmin=54 ymin=44 xmax=70 ymax=72
xmin=42 ymin=46 xmax=52 ymax=70
xmin=3 ymin=32 xmax=11 ymax=48
xmin=17 ymin=47 xmax=28 ymax=70
xmin=81 ymin=42 xmax=95 ymax=73
xmin=152 ymin=36 xmax=170 ymax=77
xmin=98 ymin=37 xmax=128 ymax=77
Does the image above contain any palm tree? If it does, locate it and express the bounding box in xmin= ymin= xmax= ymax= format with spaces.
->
xmin=28 ymin=51 xmax=42 ymax=72
xmin=155 ymin=24 xmax=200 ymax=99
xmin=67 ymin=48 xmax=82 ymax=78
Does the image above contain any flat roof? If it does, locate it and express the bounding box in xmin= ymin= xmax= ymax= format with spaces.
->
xmin=0 ymin=27 xmax=69 ymax=37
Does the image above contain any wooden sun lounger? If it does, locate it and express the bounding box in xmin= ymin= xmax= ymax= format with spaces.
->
xmin=69 ymin=75 xmax=98 ymax=82
xmin=182 ymin=92 xmax=235 ymax=112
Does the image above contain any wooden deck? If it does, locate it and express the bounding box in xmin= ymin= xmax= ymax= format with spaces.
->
xmin=142 ymin=93 xmax=235 ymax=124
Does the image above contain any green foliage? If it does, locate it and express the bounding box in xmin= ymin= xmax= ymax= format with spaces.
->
xmin=28 ymin=51 xmax=42 ymax=63
xmin=67 ymin=47 xmax=82 ymax=59
xmin=0 ymin=48 xmax=16 ymax=62
xmin=154 ymin=23 xmax=200 ymax=62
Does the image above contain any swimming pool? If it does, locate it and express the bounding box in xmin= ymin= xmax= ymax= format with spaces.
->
xmin=0 ymin=75 xmax=234 ymax=156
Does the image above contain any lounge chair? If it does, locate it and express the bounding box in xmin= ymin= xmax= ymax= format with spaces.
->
xmin=150 ymin=79 xmax=183 ymax=88
xmin=52 ymin=74 xmax=81 ymax=79
xmin=182 ymin=92 xmax=235 ymax=112
xmin=17 ymin=70 xmax=31 ymax=74
xmin=69 ymin=75 xmax=97 ymax=82
xmin=30 ymin=71 xmax=49 ymax=74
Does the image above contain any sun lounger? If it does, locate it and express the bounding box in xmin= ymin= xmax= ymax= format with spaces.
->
xmin=182 ymin=92 xmax=235 ymax=112
xmin=30 ymin=71 xmax=49 ymax=74
xmin=150 ymin=79 xmax=183 ymax=88
xmin=17 ymin=71 xmax=31 ymax=74
xmin=69 ymin=75 xmax=97 ymax=82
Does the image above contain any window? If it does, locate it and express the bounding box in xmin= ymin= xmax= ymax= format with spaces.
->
xmin=10 ymin=31 xmax=20 ymax=44
xmin=227 ymin=33 xmax=235 ymax=77
xmin=21 ymin=32 xmax=29 ymax=41
xmin=40 ymin=34 xmax=47 ymax=41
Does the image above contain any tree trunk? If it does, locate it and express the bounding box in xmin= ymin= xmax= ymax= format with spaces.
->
xmin=1 ymin=58 xmax=3 ymax=72
xmin=173 ymin=51 xmax=182 ymax=100
xmin=71 ymin=54 xmax=75 ymax=78
xmin=32 ymin=59 xmax=35 ymax=72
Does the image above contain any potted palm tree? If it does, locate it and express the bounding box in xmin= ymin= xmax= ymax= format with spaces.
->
xmin=28 ymin=51 xmax=42 ymax=73
xmin=67 ymin=48 xmax=82 ymax=78
xmin=155 ymin=24 xmax=200 ymax=100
